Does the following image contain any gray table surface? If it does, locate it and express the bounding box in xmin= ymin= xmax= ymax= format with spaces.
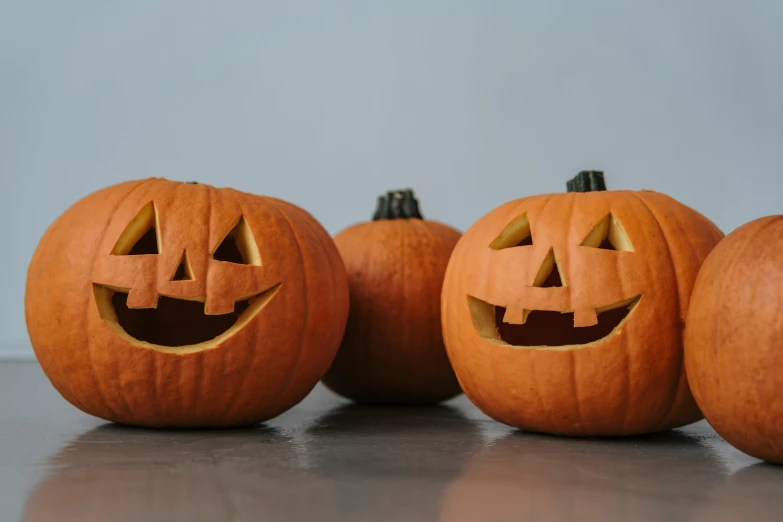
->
xmin=0 ymin=360 xmax=779 ymax=522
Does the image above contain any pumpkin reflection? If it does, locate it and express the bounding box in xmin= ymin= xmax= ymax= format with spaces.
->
xmin=306 ymin=402 xmax=485 ymax=521
xmin=693 ymin=463 xmax=783 ymax=522
xmin=22 ymin=424 xmax=337 ymax=522
xmin=439 ymin=427 xmax=728 ymax=522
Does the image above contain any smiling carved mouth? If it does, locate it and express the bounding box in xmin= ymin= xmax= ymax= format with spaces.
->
xmin=468 ymin=295 xmax=641 ymax=349
xmin=93 ymin=283 xmax=281 ymax=354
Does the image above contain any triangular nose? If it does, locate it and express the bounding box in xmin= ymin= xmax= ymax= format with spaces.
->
xmin=170 ymin=249 xmax=194 ymax=281
xmin=533 ymin=248 xmax=564 ymax=288
xmin=541 ymin=259 xmax=563 ymax=287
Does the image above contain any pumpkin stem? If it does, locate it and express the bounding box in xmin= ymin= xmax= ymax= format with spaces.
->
xmin=185 ymin=181 xmax=199 ymax=185
xmin=567 ymin=171 xmax=607 ymax=192
xmin=372 ymin=189 xmax=423 ymax=220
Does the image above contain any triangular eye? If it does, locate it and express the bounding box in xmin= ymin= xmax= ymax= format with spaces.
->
xmin=112 ymin=202 xmax=160 ymax=255
xmin=490 ymin=213 xmax=533 ymax=250
xmin=170 ymin=249 xmax=194 ymax=281
xmin=211 ymin=216 xmax=261 ymax=265
xmin=580 ymin=214 xmax=634 ymax=252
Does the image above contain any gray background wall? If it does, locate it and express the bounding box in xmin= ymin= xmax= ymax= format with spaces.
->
xmin=2 ymin=1 xmax=782 ymax=357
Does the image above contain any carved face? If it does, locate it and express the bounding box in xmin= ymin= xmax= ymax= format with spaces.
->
xmin=467 ymin=199 xmax=641 ymax=349
xmin=92 ymin=197 xmax=281 ymax=354
xmin=26 ymin=178 xmax=349 ymax=427
xmin=441 ymin=189 xmax=723 ymax=435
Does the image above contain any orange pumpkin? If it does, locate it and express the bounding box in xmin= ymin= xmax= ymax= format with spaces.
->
xmin=441 ymin=171 xmax=723 ymax=436
xmin=685 ymin=216 xmax=783 ymax=463
xmin=322 ymin=189 xmax=462 ymax=404
xmin=25 ymin=178 xmax=349 ymax=427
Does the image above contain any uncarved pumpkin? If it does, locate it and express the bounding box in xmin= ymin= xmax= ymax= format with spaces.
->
xmin=25 ymin=178 xmax=349 ymax=427
xmin=322 ymin=189 xmax=462 ymax=404
xmin=685 ymin=216 xmax=783 ymax=463
xmin=441 ymin=171 xmax=724 ymax=436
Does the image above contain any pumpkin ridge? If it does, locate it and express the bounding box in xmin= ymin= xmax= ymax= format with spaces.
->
xmin=630 ymin=191 xmax=686 ymax=430
xmin=401 ymin=222 xmax=410 ymax=380
xmin=298 ymin=208 xmax=343 ymax=390
xmin=412 ymin=215 xmax=436 ymax=244
xmin=699 ymin=233 xmax=729 ymax=405
xmin=659 ymin=191 xmax=725 ymax=428
xmin=478 ymin=217 xmax=502 ymax=412
xmin=459 ymin=231 xmax=498 ymax=415
xmin=484 ymin=195 xmax=556 ymax=429
xmin=150 ymin=181 xmax=182 ymax=420
xmin=531 ymin=194 xmax=557 ymax=256
xmin=87 ymin=178 xmax=157 ymax=422
xmin=31 ymin=205 xmax=95 ymax=415
xmin=361 ymin=224 xmax=380 ymax=390
xmin=101 ymin=180 xmax=166 ymax=422
xmin=258 ymin=197 xmax=310 ymax=416
xmin=650 ymin=196 xmax=701 ymax=430
xmin=315 ymin=208 xmax=348 ymax=384
xmin=272 ymin=197 xmax=351 ymax=413
xmin=33 ymin=214 xmax=88 ymax=413
xmin=345 ymin=223 xmax=376 ymax=395
xmin=264 ymin=198 xmax=347 ymax=415
xmin=710 ymin=217 xmax=777 ymax=406
xmin=214 ymin=192 xmax=264 ymax=421
xmin=213 ymin=192 xmax=272 ymax=420
xmin=616 ymin=193 xmax=633 ymax=433
xmin=528 ymin=194 xmax=557 ymax=430
xmin=565 ymin=191 xmax=584 ymax=430
xmin=187 ymin=182 xmax=213 ymax=414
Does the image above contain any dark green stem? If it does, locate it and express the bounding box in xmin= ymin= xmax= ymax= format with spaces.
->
xmin=372 ymin=189 xmax=423 ymax=220
xmin=566 ymin=171 xmax=607 ymax=192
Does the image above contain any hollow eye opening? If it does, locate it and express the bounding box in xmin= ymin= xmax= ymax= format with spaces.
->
xmin=490 ymin=213 xmax=533 ymax=250
xmin=111 ymin=202 xmax=160 ymax=255
xmin=211 ymin=216 xmax=261 ymax=265
xmin=580 ymin=214 xmax=634 ymax=252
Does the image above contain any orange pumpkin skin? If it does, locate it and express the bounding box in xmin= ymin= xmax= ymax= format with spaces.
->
xmin=322 ymin=198 xmax=462 ymax=404
xmin=685 ymin=216 xmax=783 ymax=463
xmin=442 ymin=187 xmax=723 ymax=436
xmin=25 ymin=178 xmax=349 ymax=427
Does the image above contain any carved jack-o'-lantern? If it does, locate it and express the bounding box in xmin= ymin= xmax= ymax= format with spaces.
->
xmin=441 ymin=171 xmax=723 ymax=436
xmin=25 ymin=178 xmax=349 ymax=427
